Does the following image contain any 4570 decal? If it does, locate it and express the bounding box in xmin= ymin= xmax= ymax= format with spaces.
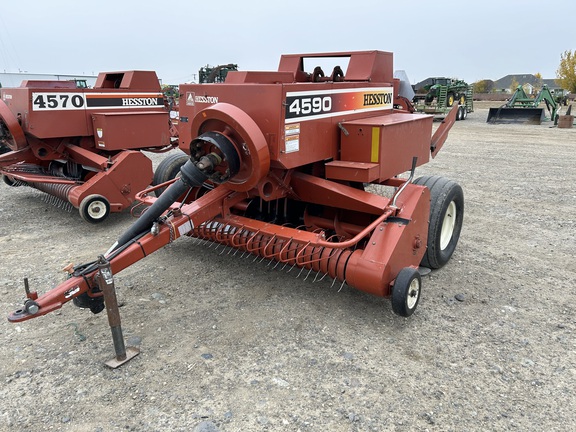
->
xmin=32 ymin=93 xmax=86 ymax=111
xmin=31 ymin=92 xmax=164 ymax=111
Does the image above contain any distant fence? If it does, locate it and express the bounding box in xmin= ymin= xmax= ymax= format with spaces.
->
xmin=474 ymin=93 xmax=575 ymax=102
xmin=473 ymin=93 xmax=512 ymax=101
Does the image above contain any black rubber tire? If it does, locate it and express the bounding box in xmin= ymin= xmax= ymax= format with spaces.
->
xmin=2 ymin=174 xmax=19 ymax=187
xmin=413 ymin=175 xmax=464 ymax=269
xmin=152 ymin=152 xmax=189 ymax=197
xmin=79 ymin=194 xmax=110 ymax=224
xmin=446 ymin=92 xmax=455 ymax=107
xmin=461 ymin=106 xmax=468 ymax=120
xmin=456 ymin=106 xmax=463 ymax=121
xmin=73 ymin=293 xmax=105 ymax=314
xmin=391 ymin=267 xmax=422 ymax=317
xmin=459 ymin=94 xmax=466 ymax=105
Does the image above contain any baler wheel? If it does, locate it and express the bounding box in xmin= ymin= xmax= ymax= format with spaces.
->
xmin=414 ymin=176 xmax=464 ymax=269
xmin=392 ymin=267 xmax=422 ymax=317
xmin=79 ymin=194 xmax=111 ymax=223
xmin=152 ymin=152 xmax=189 ymax=197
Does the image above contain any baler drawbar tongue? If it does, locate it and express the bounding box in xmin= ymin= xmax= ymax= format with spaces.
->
xmin=487 ymin=107 xmax=545 ymax=125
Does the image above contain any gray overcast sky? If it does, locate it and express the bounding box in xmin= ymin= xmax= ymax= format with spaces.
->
xmin=0 ymin=0 xmax=574 ymax=85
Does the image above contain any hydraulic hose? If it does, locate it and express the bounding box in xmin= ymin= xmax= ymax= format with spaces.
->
xmin=111 ymin=177 xmax=189 ymax=252
xmin=109 ymin=132 xmax=241 ymax=254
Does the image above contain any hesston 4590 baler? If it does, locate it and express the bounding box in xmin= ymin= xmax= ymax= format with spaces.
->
xmin=0 ymin=71 xmax=177 ymax=222
xmin=8 ymin=51 xmax=464 ymax=365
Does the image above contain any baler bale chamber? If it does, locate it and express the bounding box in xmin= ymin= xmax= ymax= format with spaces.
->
xmin=0 ymin=71 xmax=177 ymax=222
xmin=9 ymin=51 xmax=464 ymax=361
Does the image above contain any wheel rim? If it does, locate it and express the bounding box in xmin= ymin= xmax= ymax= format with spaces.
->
xmin=86 ymin=200 xmax=107 ymax=220
xmin=407 ymin=278 xmax=420 ymax=310
xmin=440 ymin=200 xmax=457 ymax=250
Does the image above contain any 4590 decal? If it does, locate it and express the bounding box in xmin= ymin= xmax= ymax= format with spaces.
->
xmin=32 ymin=93 xmax=86 ymax=111
xmin=285 ymin=87 xmax=394 ymax=124
xmin=287 ymin=96 xmax=332 ymax=117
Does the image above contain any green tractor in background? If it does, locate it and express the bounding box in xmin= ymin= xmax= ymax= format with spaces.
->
xmin=413 ymin=77 xmax=474 ymax=120
xmin=198 ymin=63 xmax=238 ymax=83
xmin=423 ymin=77 xmax=470 ymax=107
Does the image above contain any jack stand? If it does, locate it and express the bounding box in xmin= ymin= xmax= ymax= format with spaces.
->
xmin=96 ymin=255 xmax=139 ymax=368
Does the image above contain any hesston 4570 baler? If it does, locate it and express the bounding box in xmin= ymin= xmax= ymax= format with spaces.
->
xmin=8 ymin=51 xmax=464 ymax=365
xmin=0 ymin=71 xmax=177 ymax=222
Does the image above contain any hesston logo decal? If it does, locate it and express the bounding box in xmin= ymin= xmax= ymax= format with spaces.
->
xmin=86 ymin=93 xmax=164 ymax=109
xmin=120 ymin=97 xmax=160 ymax=106
xmin=363 ymin=92 xmax=393 ymax=106
xmin=185 ymin=92 xmax=219 ymax=106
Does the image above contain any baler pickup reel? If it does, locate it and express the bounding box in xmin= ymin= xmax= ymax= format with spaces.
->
xmin=8 ymin=51 xmax=464 ymax=363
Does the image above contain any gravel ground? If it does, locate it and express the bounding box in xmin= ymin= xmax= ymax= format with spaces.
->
xmin=0 ymin=101 xmax=575 ymax=431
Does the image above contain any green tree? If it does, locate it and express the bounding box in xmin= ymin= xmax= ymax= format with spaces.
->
xmin=510 ymin=78 xmax=519 ymax=94
xmin=533 ymin=72 xmax=543 ymax=92
xmin=473 ymin=79 xmax=494 ymax=93
xmin=556 ymin=50 xmax=576 ymax=93
xmin=474 ymin=80 xmax=486 ymax=93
